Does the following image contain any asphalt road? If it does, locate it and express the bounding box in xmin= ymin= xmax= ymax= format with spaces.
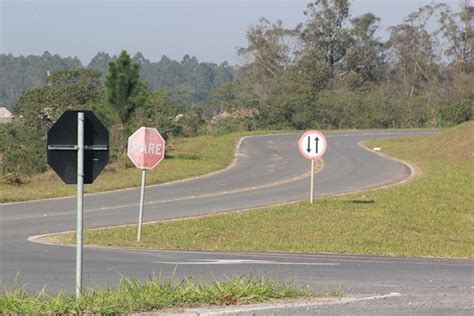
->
xmin=1 ymin=130 xmax=472 ymax=315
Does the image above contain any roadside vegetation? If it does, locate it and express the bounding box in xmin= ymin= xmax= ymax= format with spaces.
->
xmin=0 ymin=132 xmax=240 ymax=203
xmin=0 ymin=131 xmax=289 ymax=203
xmin=1 ymin=1 xmax=472 ymax=196
xmin=0 ymin=275 xmax=327 ymax=314
xmin=54 ymin=122 xmax=474 ymax=258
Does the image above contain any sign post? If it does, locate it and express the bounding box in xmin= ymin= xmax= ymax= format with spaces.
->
xmin=76 ymin=112 xmax=84 ymax=298
xmin=298 ymin=130 xmax=327 ymax=204
xmin=137 ymin=169 xmax=146 ymax=242
xmin=310 ymin=160 xmax=315 ymax=203
xmin=127 ymin=127 xmax=166 ymax=242
xmin=47 ymin=110 xmax=109 ymax=298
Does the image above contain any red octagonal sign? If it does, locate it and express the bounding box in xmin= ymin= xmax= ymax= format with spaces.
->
xmin=127 ymin=127 xmax=165 ymax=169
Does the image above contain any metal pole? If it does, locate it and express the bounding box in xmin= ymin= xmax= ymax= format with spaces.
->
xmin=137 ymin=169 xmax=147 ymax=242
xmin=76 ymin=112 xmax=84 ymax=298
xmin=310 ymin=160 xmax=314 ymax=204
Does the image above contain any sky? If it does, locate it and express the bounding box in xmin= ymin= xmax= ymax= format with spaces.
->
xmin=0 ymin=0 xmax=461 ymax=65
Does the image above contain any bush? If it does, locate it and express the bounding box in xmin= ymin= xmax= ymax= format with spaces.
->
xmin=0 ymin=120 xmax=48 ymax=183
xmin=207 ymin=108 xmax=261 ymax=133
xmin=436 ymin=100 xmax=473 ymax=126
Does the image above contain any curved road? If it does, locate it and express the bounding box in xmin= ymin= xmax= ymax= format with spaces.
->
xmin=1 ymin=130 xmax=472 ymax=314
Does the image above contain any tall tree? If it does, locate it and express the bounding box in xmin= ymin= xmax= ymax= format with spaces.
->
xmin=386 ymin=5 xmax=439 ymax=98
xmin=438 ymin=1 xmax=473 ymax=67
xmin=238 ymin=17 xmax=298 ymax=79
xmin=104 ymin=50 xmax=146 ymax=152
xmin=88 ymin=52 xmax=113 ymax=74
xmin=435 ymin=1 xmax=473 ymax=124
xmin=300 ymin=0 xmax=352 ymax=70
xmin=237 ymin=17 xmax=299 ymax=113
xmin=345 ymin=13 xmax=385 ymax=85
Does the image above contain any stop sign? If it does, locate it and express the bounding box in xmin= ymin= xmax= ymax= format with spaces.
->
xmin=127 ymin=127 xmax=165 ymax=169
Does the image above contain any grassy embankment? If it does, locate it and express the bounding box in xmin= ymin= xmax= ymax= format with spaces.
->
xmin=0 ymin=131 xmax=287 ymax=203
xmin=0 ymin=275 xmax=335 ymax=314
xmin=55 ymin=122 xmax=474 ymax=258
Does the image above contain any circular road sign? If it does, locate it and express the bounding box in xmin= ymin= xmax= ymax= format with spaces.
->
xmin=298 ymin=130 xmax=327 ymax=160
xmin=127 ymin=127 xmax=165 ymax=169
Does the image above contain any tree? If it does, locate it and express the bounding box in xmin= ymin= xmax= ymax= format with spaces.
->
xmin=214 ymin=62 xmax=235 ymax=86
xmin=435 ymin=2 xmax=473 ymax=125
xmin=386 ymin=6 xmax=439 ymax=98
xmin=1 ymin=68 xmax=102 ymax=182
xmin=104 ymin=50 xmax=146 ymax=153
xmin=345 ymin=13 xmax=385 ymax=85
xmin=299 ymin=0 xmax=352 ymax=86
xmin=438 ymin=1 xmax=473 ymax=67
xmin=238 ymin=17 xmax=299 ymax=79
xmin=129 ymin=89 xmax=181 ymax=140
xmin=14 ymin=69 xmax=102 ymax=131
xmin=88 ymin=52 xmax=113 ymax=74
xmin=236 ymin=17 xmax=299 ymax=119
xmin=0 ymin=51 xmax=82 ymax=109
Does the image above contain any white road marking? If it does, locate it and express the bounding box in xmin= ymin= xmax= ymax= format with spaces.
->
xmin=180 ymin=293 xmax=402 ymax=315
xmin=154 ymin=259 xmax=340 ymax=266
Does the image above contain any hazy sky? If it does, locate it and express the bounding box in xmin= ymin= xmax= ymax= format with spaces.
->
xmin=0 ymin=0 xmax=460 ymax=65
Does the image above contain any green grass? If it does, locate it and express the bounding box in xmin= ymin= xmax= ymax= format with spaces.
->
xmin=0 ymin=131 xmax=289 ymax=203
xmin=54 ymin=122 xmax=474 ymax=258
xmin=0 ymin=275 xmax=327 ymax=314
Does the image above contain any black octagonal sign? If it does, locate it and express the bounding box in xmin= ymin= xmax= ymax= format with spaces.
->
xmin=47 ymin=110 xmax=109 ymax=184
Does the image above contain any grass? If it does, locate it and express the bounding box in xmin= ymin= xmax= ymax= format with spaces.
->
xmin=0 ymin=275 xmax=328 ymax=314
xmin=54 ymin=122 xmax=474 ymax=258
xmin=0 ymin=131 xmax=289 ymax=203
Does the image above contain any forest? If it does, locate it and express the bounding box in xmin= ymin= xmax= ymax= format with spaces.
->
xmin=0 ymin=0 xmax=472 ymax=183
xmin=0 ymin=51 xmax=234 ymax=110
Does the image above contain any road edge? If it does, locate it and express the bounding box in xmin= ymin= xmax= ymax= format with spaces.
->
xmin=132 ymin=293 xmax=402 ymax=315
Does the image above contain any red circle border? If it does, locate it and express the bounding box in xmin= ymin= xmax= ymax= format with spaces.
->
xmin=298 ymin=130 xmax=327 ymax=160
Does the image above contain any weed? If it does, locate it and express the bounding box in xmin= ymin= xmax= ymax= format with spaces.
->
xmin=0 ymin=275 xmax=314 ymax=314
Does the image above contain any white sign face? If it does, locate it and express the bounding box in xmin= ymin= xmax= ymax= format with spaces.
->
xmin=127 ymin=127 xmax=166 ymax=169
xmin=298 ymin=130 xmax=327 ymax=160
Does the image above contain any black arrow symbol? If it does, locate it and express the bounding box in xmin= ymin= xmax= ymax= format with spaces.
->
xmin=306 ymin=136 xmax=311 ymax=152
xmin=315 ymin=137 xmax=319 ymax=153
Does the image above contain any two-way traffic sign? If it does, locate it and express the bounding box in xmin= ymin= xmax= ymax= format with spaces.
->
xmin=298 ymin=130 xmax=327 ymax=204
xmin=298 ymin=130 xmax=327 ymax=160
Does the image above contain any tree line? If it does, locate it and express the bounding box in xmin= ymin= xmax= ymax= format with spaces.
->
xmin=209 ymin=0 xmax=472 ymax=131
xmin=0 ymin=51 xmax=234 ymax=110
xmin=0 ymin=0 xmax=472 ymax=184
